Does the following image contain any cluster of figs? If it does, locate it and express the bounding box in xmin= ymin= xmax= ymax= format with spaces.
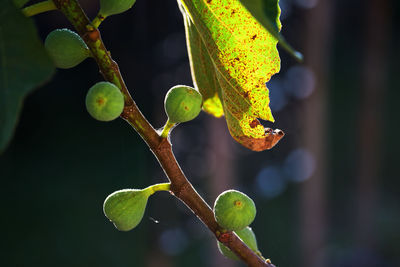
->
xmin=42 ymin=0 xmax=261 ymax=261
xmin=103 ymin=186 xmax=261 ymax=261
xmin=44 ymin=28 xmax=202 ymax=124
xmin=214 ymin=190 xmax=260 ymax=260
xmin=43 ymin=0 xmax=202 ymax=124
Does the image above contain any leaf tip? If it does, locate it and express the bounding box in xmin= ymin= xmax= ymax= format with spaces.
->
xmin=293 ymin=51 xmax=304 ymax=63
xmin=235 ymin=128 xmax=284 ymax=152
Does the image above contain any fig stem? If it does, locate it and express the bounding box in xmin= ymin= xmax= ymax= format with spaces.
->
xmin=160 ymin=119 xmax=176 ymax=138
xmin=92 ymin=13 xmax=106 ymax=29
xmin=22 ymin=0 xmax=57 ymax=17
xmin=144 ymin=183 xmax=171 ymax=196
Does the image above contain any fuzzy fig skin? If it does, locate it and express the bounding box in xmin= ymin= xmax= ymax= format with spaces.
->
xmin=45 ymin=28 xmax=90 ymax=69
xmin=218 ymin=226 xmax=259 ymax=260
xmin=214 ymin=190 xmax=256 ymax=231
xmin=99 ymin=0 xmax=137 ymax=17
xmin=164 ymin=85 xmax=203 ymax=123
xmin=85 ymin=82 xmax=124 ymax=122
xmin=103 ymin=189 xmax=150 ymax=231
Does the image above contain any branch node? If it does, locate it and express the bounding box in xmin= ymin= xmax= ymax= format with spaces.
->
xmin=121 ymin=105 xmax=134 ymax=118
xmin=170 ymin=181 xmax=191 ymax=199
xmin=218 ymin=231 xmax=232 ymax=245
xmin=86 ymin=29 xmax=100 ymax=41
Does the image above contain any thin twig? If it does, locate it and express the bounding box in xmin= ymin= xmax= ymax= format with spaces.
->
xmin=51 ymin=0 xmax=273 ymax=266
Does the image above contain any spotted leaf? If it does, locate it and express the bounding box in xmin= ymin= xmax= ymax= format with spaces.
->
xmin=179 ymin=0 xmax=284 ymax=151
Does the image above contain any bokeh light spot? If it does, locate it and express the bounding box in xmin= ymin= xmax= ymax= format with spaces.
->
xmin=159 ymin=228 xmax=188 ymax=255
xmin=268 ymin=79 xmax=288 ymax=112
xmin=283 ymin=148 xmax=316 ymax=182
xmin=255 ymin=166 xmax=287 ymax=198
xmin=284 ymin=65 xmax=315 ymax=99
xmin=294 ymin=0 xmax=319 ymax=9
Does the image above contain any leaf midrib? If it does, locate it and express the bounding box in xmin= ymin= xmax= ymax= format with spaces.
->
xmin=187 ymin=9 xmax=253 ymax=110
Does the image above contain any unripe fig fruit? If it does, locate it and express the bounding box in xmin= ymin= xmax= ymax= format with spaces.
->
xmin=218 ymin=227 xmax=259 ymax=260
xmin=214 ymin=190 xmax=256 ymax=231
xmin=99 ymin=0 xmax=137 ymax=17
xmin=85 ymin=82 xmax=124 ymax=122
xmin=103 ymin=189 xmax=151 ymax=231
xmin=45 ymin=29 xmax=90 ymax=69
xmin=164 ymin=85 xmax=203 ymax=123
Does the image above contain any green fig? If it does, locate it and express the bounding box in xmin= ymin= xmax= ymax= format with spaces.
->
xmin=44 ymin=28 xmax=90 ymax=69
xmin=103 ymin=189 xmax=151 ymax=231
xmin=164 ymin=85 xmax=203 ymax=123
xmin=85 ymin=82 xmax=124 ymax=122
xmin=214 ymin=190 xmax=256 ymax=231
xmin=217 ymin=226 xmax=259 ymax=261
xmin=99 ymin=0 xmax=137 ymax=18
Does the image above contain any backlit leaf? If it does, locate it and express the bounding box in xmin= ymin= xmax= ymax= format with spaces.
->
xmin=183 ymin=8 xmax=224 ymax=117
xmin=238 ymin=0 xmax=303 ymax=61
xmin=179 ymin=0 xmax=284 ymax=151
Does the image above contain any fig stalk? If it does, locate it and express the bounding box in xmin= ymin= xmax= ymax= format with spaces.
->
xmin=160 ymin=119 xmax=176 ymax=138
xmin=22 ymin=0 xmax=57 ymax=17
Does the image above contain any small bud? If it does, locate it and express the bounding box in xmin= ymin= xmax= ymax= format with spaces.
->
xmin=103 ymin=189 xmax=150 ymax=231
xmin=164 ymin=85 xmax=203 ymax=123
xmin=85 ymin=82 xmax=124 ymax=122
xmin=217 ymin=227 xmax=259 ymax=260
xmin=99 ymin=0 xmax=137 ymax=17
xmin=214 ymin=190 xmax=256 ymax=231
xmin=45 ymin=29 xmax=90 ymax=69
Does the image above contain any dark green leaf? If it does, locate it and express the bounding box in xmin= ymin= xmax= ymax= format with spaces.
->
xmin=0 ymin=0 xmax=55 ymax=153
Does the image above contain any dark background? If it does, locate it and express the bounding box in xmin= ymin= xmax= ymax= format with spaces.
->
xmin=1 ymin=0 xmax=399 ymax=266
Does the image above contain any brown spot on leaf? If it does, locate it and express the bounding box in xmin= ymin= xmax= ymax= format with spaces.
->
xmin=251 ymin=34 xmax=257 ymax=40
xmin=249 ymin=119 xmax=258 ymax=128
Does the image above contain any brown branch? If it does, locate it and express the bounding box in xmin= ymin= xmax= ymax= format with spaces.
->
xmin=52 ymin=0 xmax=273 ymax=266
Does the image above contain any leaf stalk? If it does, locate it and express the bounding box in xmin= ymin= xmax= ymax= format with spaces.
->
xmin=144 ymin=183 xmax=171 ymax=196
xmin=22 ymin=0 xmax=57 ymax=17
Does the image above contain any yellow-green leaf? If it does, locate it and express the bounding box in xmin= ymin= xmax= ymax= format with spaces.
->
xmin=183 ymin=8 xmax=223 ymax=117
xmin=238 ymin=0 xmax=303 ymax=61
xmin=179 ymin=0 xmax=284 ymax=151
